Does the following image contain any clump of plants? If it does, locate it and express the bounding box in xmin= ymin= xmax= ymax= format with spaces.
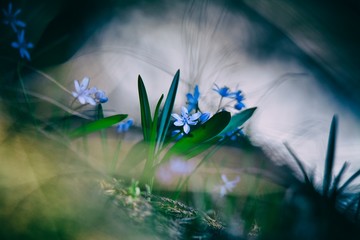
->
xmin=1 ymin=2 xmax=360 ymax=240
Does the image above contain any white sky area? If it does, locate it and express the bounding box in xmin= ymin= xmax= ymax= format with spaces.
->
xmin=46 ymin=1 xmax=360 ymax=185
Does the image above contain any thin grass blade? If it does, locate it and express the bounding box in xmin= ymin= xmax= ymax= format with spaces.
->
xmin=323 ymin=115 xmax=338 ymax=197
xmin=338 ymin=169 xmax=360 ymax=194
xmin=284 ymin=142 xmax=311 ymax=184
xmin=330 ymin=161 xmax=349 ymax=198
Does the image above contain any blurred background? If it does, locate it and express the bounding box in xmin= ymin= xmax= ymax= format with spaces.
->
xmin=1 ymin=0 xmax=360 ymax=195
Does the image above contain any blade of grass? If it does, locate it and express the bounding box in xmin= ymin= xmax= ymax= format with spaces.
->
xmin=284 ymin=142 xmax=311 ymax=184
xmin=323 ymin=115 xmax=338 ymax=197
xmin=330 ymin=162 xmax=349 ymax=199
xmin=138 ymin=75 xmax=152 ymax=142
xmin=338 ymin=169 xmax=360 ymax=194
xmin=156 ymin=69 xmax=180 ymax=152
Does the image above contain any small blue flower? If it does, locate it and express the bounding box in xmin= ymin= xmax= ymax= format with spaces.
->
xmin=11 ymin=30 xmax=33 ymax=61
xmin=2 ymin=2 xmax=26 ymax=32
xmin=172 ymin=107 xmax=201 ymax=134
xmin=232 ymin=90 xmax=244 ymax=102
xmin=234 ymin=101 xmax=245 ymax=110
xmin=231 ymin=90 xmax=245 ymax=110
xmin=219 ymin=174 xmax=240 ymax=197
xmin=212 ymin=84 xmax=232 ymax=97
xmin=199 ymin=112 xmax=210 ymax=124
xmin=221 ymin=128 xmax=245 ymax=142
xmin=186 ymin=85 xmax=200 ymax=112
xmin=117 ymin=119 xmax=133 ymax=133
xmin=95 ymin=90 xmax=108 ymax=103
xmin=72 ymin=77 xmax=97 ymax=105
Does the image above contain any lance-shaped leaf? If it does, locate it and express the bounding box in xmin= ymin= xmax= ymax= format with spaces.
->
xmin=161 ymin=111 xmax=231 ymax=162
xmin=156 ymin=70 xmax=180 ymax=152
xmin=138 ymin=75 xmax=152 ymax=142
xmin=69 ymin=114 xmax=127 ymax=139
xmin=219 ymin=107 xmax=257 ymax=135
xmin=323 ymin=115 xmax=337 ymax=197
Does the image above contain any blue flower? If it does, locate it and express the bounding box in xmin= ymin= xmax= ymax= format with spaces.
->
xmin=221 ymin=128 xmax=245 ymax=141
xmin=234 ymin=101 xmax=245 ymax=110
xmin=2 ymin=2 xmax=26 ymax=32
xmin=231 ymin=90 xmax=245 ymax=110
xmin=186 ymin=85 xmax=200 ymax=112
xmin=11 ymin=30 xmax=33 ymax=61
xmin=95 ymin=90 xmax=108 ymax=103
xmin=199 ymin=112 xmax=210 ymax=124
xmin=117 ymin=119 xmax=133 ymax=133
xmin=172 ymin=107 xmax=201 ymax=134
xmin=72 ymin=77 xmax=97 ymax=105
xmin=212 ymin=84 xmax=232 ymax=97
xmin=219 ymin=174 xmax=240 ymax=197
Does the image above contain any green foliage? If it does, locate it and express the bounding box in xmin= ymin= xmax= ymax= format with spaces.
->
xmin=219 ymin=107 xmax=257 ymax=136
xmin=69 ymin=114 xmax=127 ymax=139
xmin=156 ymin=69 xmax=180 ymax=151
xmin=161 ymin=111 xmax=231 ymax=163
xmin=138 ymin=75 xmax=152 ymax=142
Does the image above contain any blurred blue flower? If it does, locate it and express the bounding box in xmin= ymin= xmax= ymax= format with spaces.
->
xmin=219 ymin=174 xmax=240 ymax=197
xmin=199 ymin=112 xmax=210 ymax=124
xmin=156 ymin=158 xmax=195 ymax=184
xmin=186 ymin=85 xmax=200 ymax=112
xmin=231 ymin=90 xmax=245 ymax=110
xmin=11 ymin=30 xmax=33 ymax=61
xmin=2 ymin=2 xmax=26 ymax=32
xmin=172 ymin=107 xmax=201 ymax=134
xmin=72 ymin=77 xmax=97 ymax=105
xmin=95 ymin=90 xmax=108 ymax=103
xmin=221 ymin=128 xmax=245 ymax=142
xmin=171 ymin=129 xmax=184 ymax=140
xmin=212 ymin=84 xmax=232 ymax=97
xmin=234 ymin=101 xmax=245 ymax=110
xmin=117 ymin=119 xmax=133 ymax=133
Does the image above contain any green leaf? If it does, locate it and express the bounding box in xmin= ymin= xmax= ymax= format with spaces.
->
xmin=138 ymin=75 xmax=152 ymax=142
xmin=143 ymin=95 xmax=164 ymax=173
xmin=69 ymin=114 xmax=127 ymax=139
xmin=219 ymin=107 xmax=257 ymax=135
xmin=162 ymin=111 xmax=231 ymax=162
xmin=156 ymin=70 xmax=180 ymax=151
xmin=323 ymin=115 xmax=337 ymax=197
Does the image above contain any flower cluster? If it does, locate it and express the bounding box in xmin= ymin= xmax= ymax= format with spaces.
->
xmin=72 ymin=77 xmax=108 ymax=105
xmin=117 ymin=119 xmax=134 ymax=133
xmin=171 ymin=83 xmax=245 ymax=137
xmin=213 ymin=84 xmax=246 ymax=111
xmin=2 ymin=2 xmax=33 ymax=61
